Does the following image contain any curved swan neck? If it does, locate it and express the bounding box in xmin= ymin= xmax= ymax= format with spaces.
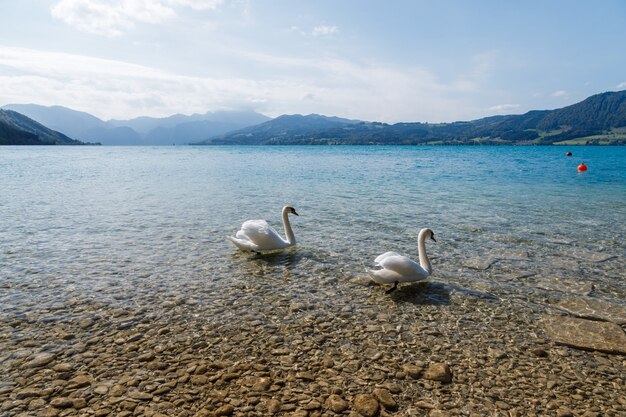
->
xmin=282 ymin=206 xmax=296 ymax=245
xmin=417 ymin=229 xmax=432 ymax=274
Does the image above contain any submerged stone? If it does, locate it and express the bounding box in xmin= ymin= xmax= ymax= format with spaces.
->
xmin=556 ymin=297 xmax=626 ymax=325
xmin=461 ymin=257 xmax=495 ymax=270
xmin=541 ymin=315 xmax=626 ymax=355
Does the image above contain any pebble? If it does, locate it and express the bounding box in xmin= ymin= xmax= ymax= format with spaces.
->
xmin=251 ymin=377 xmax=272 ymax=391
xmin=267 ymin=398 xmax=282 ymax=414
xmin=325 ymin=394 xmax=349 ymax=413
xmin=50 ymin=397 xmax=74 ymax=409
xmin=94 ymin=385 xmax=109 ymax=395
xmin=402 ymin=363 xmax=424 ymax=379
xmin=16 ymin=388 xmax=42 ymax=399
xmin=423 ymin=363 xmax=453 ymax=383
xmin=25 ymin=353 xmax=56 ymax=368
xmin=68 ymin=374 xmax=91 ymax=388
xmin=52 ymin=363 xmax=73 ymax=372
xmin=530 ymin=348 xmax=549 ymax=357
xmin=109 ymin=385 xmax=127 ymax=396
xmin=28 ymin=398 xmax=46 ymax=410
xmin=415 ymin=401 xmax=436 ymax=409
xmin=487 ymin=348 xmax=507 ymax=360
xmin=137 ymin=352 xmax=156 ymax=362
xmin=373 ymin=388 xmax=397 ymax=411
xmin=214 ymin=404 xmax=234 ymax=416
xmin=128 ymin=390 xmax=154 ymax=401
xmin=556 ymin=408 xmax=574 ymax=417
xmin=352 ymin=394 xmax=379 ymax=417
xmin=37 ymin=408 xmax=60 ymax=417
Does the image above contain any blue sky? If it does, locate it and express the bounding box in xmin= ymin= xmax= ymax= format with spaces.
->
xmin=0 ymin=0 xmax=625 ymax=122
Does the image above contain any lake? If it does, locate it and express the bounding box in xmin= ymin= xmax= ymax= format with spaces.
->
xmin=1 ymin=145 xmax=625 ymax=415
xmin=2 ymin=146 xmax=624 ymax=307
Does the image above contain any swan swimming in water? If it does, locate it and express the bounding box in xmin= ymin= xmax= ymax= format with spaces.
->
xmin=368 ymin=228 xmax=436 ymax=293
xmin=228 ymin=206 xmax=299 ymax=252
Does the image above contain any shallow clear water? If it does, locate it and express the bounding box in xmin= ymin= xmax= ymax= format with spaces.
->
xmin=1 ymin=145 xmax=625 ymax=316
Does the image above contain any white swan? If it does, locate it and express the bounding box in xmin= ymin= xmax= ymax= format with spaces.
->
xmin=368 ymin=228 xmax=436 ymax=293
xmin=228 ymin=206 xmax=299 ymax=252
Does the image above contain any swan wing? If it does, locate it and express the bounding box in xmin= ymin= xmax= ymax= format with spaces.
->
xmin=239 ymin=219 xmax=289 ymax=250
xmin=374 ymin=251 xmax=402 ymax=265
xmin=377 ymin=254 xmax=428 ymax=280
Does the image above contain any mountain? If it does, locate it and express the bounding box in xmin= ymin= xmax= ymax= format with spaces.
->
xmin=138 ymin=111 xmax=271 ymax=145
xmin=2 ymin=104 xmax=107 ymax=137
xmin=0 ymin=109 xmax=87 ymax=145
xmin=195 ymin=114 xmax=361 ymax=145
xmin=197 ymin=91 xmax=626 ymax=145
xmin=1 ymin=104 xmax=140 ymax=145
xmin=2 ymin=104 xmax=271 ymax=145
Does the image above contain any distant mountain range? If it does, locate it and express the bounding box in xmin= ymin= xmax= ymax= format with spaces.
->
xmin=0 ymin=109 xmax=87 ymax=145
xmin=195 ymin=90 xmax=626 ymax=145
xmin=1 ymin=104 xmax=270 ymax=146
xmin=3 ymin=90 xmax=626 ymax=146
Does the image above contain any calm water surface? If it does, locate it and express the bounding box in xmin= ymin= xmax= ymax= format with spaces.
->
xmin=1 ymin=146 xmax=625 ymax=315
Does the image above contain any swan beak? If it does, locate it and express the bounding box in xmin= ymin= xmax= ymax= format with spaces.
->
xmin=431 ymin=235 xmax=436 ymax=242
xmin=292 ymin=210 xmax=299 ymax=216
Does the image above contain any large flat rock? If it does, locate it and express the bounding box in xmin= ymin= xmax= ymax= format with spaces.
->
xmin=557 ymin=298 xmax=626 ymax=325
xmin=535 ymin=277 xmax=594 ymax=296
xmin=461 ymin=257 xmax=495 ymax=270
xmin=541 ymin=315 xmax=626 ymax=355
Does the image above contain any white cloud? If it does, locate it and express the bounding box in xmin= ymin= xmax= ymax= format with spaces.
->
xmin=311 ymin=25 xmax=338 ymax=36
xmin=167 ymin=0 xmax=222 ymax=10
xmin=551 ymin=90 xmax=567 ymax=97
xmin=616 ymin=81 xmax=626 ymax=89
xmin=487 ymin=103 xmax=520 ymax=113
xmin=50 ymin=0 xmax=223 ymax=37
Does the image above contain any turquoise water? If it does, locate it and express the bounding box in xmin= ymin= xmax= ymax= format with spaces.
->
xmin=1 ymin=146 xmax=625 ymax=313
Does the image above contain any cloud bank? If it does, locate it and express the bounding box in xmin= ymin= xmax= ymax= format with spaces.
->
xmin=0 ymin=45 xmax=499 ymax=122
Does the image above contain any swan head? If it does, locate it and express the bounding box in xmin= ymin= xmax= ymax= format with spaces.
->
xmin=284 ymin=206 xmax=299 ymax=216
xmin=422 ymin=228 xmax=436 ymax=242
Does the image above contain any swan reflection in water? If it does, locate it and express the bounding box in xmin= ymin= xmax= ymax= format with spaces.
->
xmin=230 ymin=246 xmax=335 ymax=284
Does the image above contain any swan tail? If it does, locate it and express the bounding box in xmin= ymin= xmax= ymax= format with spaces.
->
xmin=227 ymin=236 xmax=258 ymax=252
xmin=367 ymin=268 xmax=403 ymax=285
xmin=366 ymin=268 xmax=385 ymax=284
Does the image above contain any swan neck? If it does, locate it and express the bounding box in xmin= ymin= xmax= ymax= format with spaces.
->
xmin=282 ymin=207 xmax=296 ymax=245
xmin=418 ymin=230 xmax=432 ymax=274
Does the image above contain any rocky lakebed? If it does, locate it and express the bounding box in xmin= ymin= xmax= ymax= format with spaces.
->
xmin=1 ymin=248 xmax=625 ymax=417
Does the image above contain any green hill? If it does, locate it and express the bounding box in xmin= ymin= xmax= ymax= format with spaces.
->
xmin=0 ymin=109 xmax=87 ymax=145
xmin=196 ymin=90 xmax=626 ymax=145
xmin=195 ymin=114 xmax=360 ymax=145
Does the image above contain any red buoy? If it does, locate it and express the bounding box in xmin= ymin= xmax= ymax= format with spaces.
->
xmin=566 ymin=151 xmax=572 ymax=156
xmin=578 ymin=163 xmax=587 ymax=172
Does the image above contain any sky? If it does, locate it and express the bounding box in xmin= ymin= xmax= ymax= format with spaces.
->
xmin=0 ymin=0 xmax=625 ymax=123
